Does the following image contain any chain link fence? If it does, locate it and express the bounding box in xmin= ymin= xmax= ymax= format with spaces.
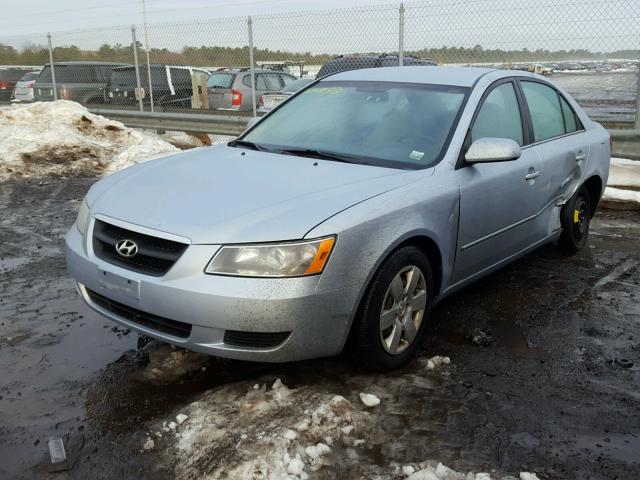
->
xmin=1 ymin=0 xmax=639 ymax=125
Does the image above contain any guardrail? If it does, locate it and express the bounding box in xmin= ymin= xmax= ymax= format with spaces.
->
xmin=88 ymin=108 xmax=640 ymax=159
xmin=87 ymin=108 xmax=250 ymax=136
xmin=609 ymin=129 xmax=640 ymax=160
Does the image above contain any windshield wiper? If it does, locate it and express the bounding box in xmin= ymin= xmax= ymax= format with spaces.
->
xmin=274 ymin=147 xmax=366 ymax=165
xmin=228 ymin=139 xmax=272 ymax=152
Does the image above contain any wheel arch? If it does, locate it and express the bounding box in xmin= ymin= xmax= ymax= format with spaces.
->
xmin=341 ymin=231 xmax=445 ymax=355
xmin=351 ymin=231 xmax=445 ymax=320
xmin=582 ymin=175 xmax=603 ymax=217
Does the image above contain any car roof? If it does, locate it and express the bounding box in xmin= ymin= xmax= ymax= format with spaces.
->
xmin=45 ymin=61 xmax=128 ymax=66
xmin=322 ymin=66 xmax=498 ymax=87
xmin=212 ymin=68 xmax=288 ymax=74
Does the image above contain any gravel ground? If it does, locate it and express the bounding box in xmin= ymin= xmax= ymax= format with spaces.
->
xmin=0 ymin=175 xmax=639 ymax=479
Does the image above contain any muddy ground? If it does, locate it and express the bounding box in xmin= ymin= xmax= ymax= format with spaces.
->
xmin=0 ymin=176 xmax=639 ymax=479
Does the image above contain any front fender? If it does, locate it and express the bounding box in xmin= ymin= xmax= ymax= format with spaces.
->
xmin=306 ymin=176 xmax=460 ymax=349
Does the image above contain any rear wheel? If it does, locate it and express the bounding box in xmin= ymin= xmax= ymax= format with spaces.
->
xmin=350 ymin=246 xmax=433 ymax=371
xmin=558 ymin=186 xmax=591 ymax=253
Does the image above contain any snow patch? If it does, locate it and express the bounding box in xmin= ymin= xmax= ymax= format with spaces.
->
xmin=143 ymin=438 xmax=155 ymax=451
xmin=359 ymin=392 xmax=380 ymax=407
xmin=602 ymin=158 xmax=640 ymax=210
xmin=0 ymin=100 xmax=177 ymax=179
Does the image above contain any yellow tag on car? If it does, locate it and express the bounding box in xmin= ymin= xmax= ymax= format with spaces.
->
xmin=574 ymin=209 xmax=580 ymax=223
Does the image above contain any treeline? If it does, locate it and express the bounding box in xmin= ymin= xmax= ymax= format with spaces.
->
xmin=1 ymin=42 xmax=638 ymax=67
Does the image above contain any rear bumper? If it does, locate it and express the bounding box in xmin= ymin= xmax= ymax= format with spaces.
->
xmin=65 ymin=224 xmax=361 ymax=362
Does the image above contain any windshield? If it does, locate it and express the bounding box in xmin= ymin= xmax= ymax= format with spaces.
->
xmin=240 ymin=81 xmax=468 ymax=169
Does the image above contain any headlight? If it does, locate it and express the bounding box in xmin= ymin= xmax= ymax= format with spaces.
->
xmin=205 ymin=236 xmax=336 ymax=277
xmin=75 ymin=199 xmax=90 ymax=235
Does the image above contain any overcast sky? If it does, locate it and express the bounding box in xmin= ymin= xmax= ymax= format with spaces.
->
xmin=0 ymin=0 xmax=387 ymax=36
xmin=1 ymin=0 xmax=638 ymax=53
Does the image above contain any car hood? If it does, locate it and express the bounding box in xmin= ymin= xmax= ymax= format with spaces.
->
xmin=88 ymin=145 xmax=426 ymax=244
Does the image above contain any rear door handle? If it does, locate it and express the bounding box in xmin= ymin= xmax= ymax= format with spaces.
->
xmin=575 ymin=152 xmax=587 ymax=162
xmin=525 ymin=170 xmax=541 ymax=181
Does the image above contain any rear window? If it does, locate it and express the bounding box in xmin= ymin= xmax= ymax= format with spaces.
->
xmin=21 ymin=72 xmax=40 ymax=81
xmin=207 ymin=73 xmax=235 ymax=88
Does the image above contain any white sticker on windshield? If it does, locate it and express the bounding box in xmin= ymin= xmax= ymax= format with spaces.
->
xmin=409 ymin=150 xmax=424 ymax=161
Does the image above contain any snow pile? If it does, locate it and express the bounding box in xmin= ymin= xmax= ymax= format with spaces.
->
xmin=151 ymin=377 xmax=375 ymax=479
xmin=602 ymin=158 xmax=640 ymax=210
xmin=399 ymin=462 xmax=540 ymax=480
xmin=0 ymin=100 xmax=177 ymax=179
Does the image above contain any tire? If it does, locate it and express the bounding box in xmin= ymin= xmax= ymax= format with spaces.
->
xmin=350 ymin=246 xmax=434 ymax=371
xmin=558 ymin=186 xmax=591 ymax=254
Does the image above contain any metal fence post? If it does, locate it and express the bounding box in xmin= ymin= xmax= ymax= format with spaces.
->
xmin=131 ymin=26 xmax=144 ymax=112
xmin=399 ymin=3 xmax=405 ymax=66
xmin=142 ymin=0 xmax=154 ymax=112
xmin=635 ymin=62 xmax=640 ymax=129
xmin=248 ymin=16 xmax=257 ymax=117
xmin=47 ymin=32 xmax=58 ymax=100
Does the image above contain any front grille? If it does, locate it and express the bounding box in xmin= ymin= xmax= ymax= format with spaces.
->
xmin=224 ymin=330 xmax=290 ymax=349
xmin=92 ymin=220 xmax=188 ymax=276
xmin=86 ymin=288 xmax=192 ymax=339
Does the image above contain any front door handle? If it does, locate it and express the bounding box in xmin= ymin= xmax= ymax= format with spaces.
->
xmin=575 ymin=152 xmax=587 ymax=162
xmin=525 ymin=170 xmax=541 ymax=181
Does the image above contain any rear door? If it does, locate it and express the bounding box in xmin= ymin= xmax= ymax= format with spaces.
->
xmin=452 ymin=79 xmax=545 ymax=284
xmin=34 ymin=65 xmax=58 ymax=100
xmin=517 ymin=79 xmax=589 ymax=234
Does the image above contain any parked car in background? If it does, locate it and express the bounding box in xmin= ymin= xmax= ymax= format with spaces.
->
xmin=11 ymin=71 xmax=41 ymax=103
xmin=106 ymin=65 xmax=210 ymax=109
xmin=207 ymin=68 xmax=297 ymax=112
xmin=1 ymin=68 xmax=37 ymax=102
xmin=34 ymin=61 xmax=129 ymax=104
xmin=66 ymin=67 xmax=609 ymax=371
xmin=257 ymin=77 xmax=314 ymax=114
xmin=316 ymin=54 xmax=437 ymax=78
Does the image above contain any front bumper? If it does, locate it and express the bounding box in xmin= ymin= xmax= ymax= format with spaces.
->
xmin=65 ymin=221 xmax=361 ymax=362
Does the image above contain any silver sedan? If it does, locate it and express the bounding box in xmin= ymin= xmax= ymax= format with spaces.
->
xmin=65 ymin=66 xmax=610 ymax=370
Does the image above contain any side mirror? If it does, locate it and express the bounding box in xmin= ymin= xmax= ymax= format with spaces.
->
xmin=246 ymin=116 xmax=261 ymax=129
xmin=465 ymin=137 xmax=521 ymax=163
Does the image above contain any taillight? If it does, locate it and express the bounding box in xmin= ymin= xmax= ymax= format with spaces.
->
xmin=258 ymin=95 xmax=264 ymax=107
xmin=231 ymin=89 xmax=242 ymax=107
xmin=26 ymin=81 xmax=35 ymax=89
xmin=0 ymin=81 xmax=8 ymax=90
xmin=59 ymin=87 xmax=72 ymax=99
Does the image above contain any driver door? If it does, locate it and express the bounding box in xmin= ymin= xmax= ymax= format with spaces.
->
xmin=451 ymin=79 xmax=546 ymax=284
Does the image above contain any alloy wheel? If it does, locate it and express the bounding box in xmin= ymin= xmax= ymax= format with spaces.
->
xmin=379 ymin=265 xmax=427 ymax=355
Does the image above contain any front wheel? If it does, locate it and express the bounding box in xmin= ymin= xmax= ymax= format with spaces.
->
xmin=558 ymin=186 xmax=591 ymax=254
xmin=350 ymin=246 xmax=434 ymax=371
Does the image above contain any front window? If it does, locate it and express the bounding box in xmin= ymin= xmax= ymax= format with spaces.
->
xmin=239 ymin=80 xmax=468 ymax=169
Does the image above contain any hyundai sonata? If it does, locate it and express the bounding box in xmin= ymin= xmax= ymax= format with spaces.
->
xmin=65 ymin=66 xmax=610 ymax=370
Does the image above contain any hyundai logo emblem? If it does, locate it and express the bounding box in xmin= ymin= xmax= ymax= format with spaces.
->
xmin=115 ymin=239 xmax=138 ymax=258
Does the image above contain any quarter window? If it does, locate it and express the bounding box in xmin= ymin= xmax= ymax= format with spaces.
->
xmin=559 ymin=95 xmax=578 ymax=133
xmin=471 ymin=82 xmax=523 ymax=146
xmin=521 ymin=81 xmax=565 ymax=141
